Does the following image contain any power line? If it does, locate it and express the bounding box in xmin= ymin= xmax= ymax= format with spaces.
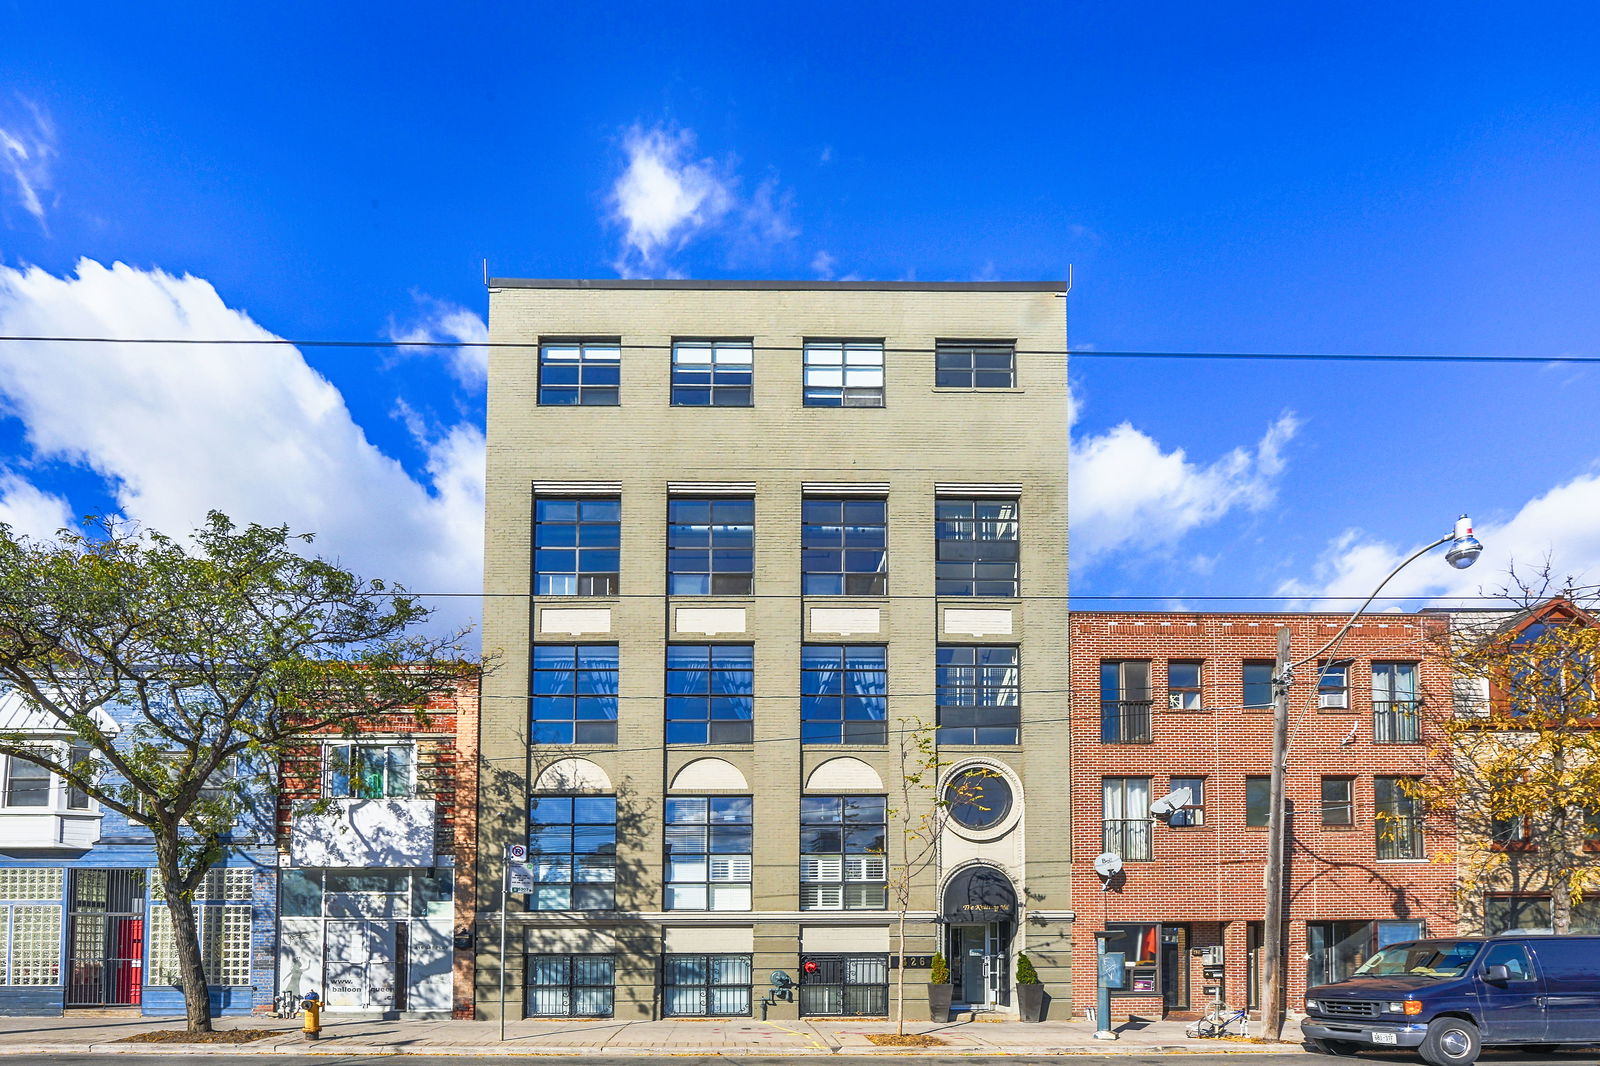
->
xmin=0 ymin=334 xmax=1596 ymax=364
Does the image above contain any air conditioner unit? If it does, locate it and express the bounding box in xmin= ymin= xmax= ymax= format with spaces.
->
xmin=1319 ymin=692 xmax=1348 ymax=709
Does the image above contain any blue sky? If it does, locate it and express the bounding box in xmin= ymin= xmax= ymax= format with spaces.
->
xmin=2 ymin=2 xmax=1599 ymax=642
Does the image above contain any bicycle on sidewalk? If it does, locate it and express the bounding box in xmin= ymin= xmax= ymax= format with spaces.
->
xmin=1185 ymin=1002 xmax=1251 ymax=1039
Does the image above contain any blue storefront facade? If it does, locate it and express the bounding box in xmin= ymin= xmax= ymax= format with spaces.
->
xmin=0 ymin=697 xmax=277 ymax=1016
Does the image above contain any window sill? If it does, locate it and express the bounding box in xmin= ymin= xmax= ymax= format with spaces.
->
xmin=1319 ymin=824 xmax=1359 ymax=832
xmin=1375 ymin=858 xmax=1429 ymax=864
xmin=1158 ymin=706 xmax=1211 ymax=714
xmin=1315 ymin=706 xmax=1357 ymax=715
xmin=1167 ymin=825 xmax=1212 ymax=832
xmin=931 ymin=387 xmax=1026 ymax=394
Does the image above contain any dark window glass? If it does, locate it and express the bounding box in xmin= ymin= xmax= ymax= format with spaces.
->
xmin=936 ymin=645 xmax=1020 ymax=745
xmin=668 ymin=497 xmax=754 ymax=595
xmin=800 ymin=795 xmax=887 ymax=909
xmin=66 ymin=744 xmax=90 ymax=810
xmin=1100 ymin=660 xmax=1152 ymax=743
xmin=1243 ymin=662 xmax=1275 ymax=709
xmin=1484 ymin=896 xmax=1552 ymax=935
xmin=800 ymin=645 xmax=887 ymax=745
xmin=539 ymin=341 xmax=620 ymax=406
xmin=1169 ymin=776 xmax=1205 ymax=826
xmin=1169 ymin=661 xmax=1203 ymax=710
xmin=797 ymin=954 xmax=889 ymax=1017
xmin=534 ymin=497 xmax=620 ymax=596
xmin=530 ymin=644 xmax=619 ymax=745
xmin=527 ymin=795 xmax=617 ymax=911
xmin=802 ymin=498 xmax=887 ymax=595
xmin=946 ymin=769 xmax=1012 ymax=831
xmin=935 ymin=498 xmax=1018 ymax=597
xmin=665 ymin=795 xmax=753 ymax=911
xmin=935 ymin=341 xmax=1015 ymax=389
xmin=666 ymin=645 xmax=754 ymax=745
xmin=526 ymin=954 xmax=614 ymax=1016
xmin=1246 ymin=775 xmax=1271 ymax=827
xmin=1321 ymin=777 xmax=1354 ymax=826
xmin=2 ymin=756 xmax=49 ymax=807
xmin=672 ymin=340 xmax=753 ymax=406
xmin=662 ymin=954 xmax=753 ymax=1016
xmin=1375 ymin=776 xmax=1423 ymax=859
xmin=803 ymin=341 xmax=884 ymax=407
xmin=1318 ymin=661 xmax=1350 ymax=709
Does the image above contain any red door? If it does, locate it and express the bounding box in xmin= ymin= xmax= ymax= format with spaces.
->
xmin=114 ymin=918 xmax=144 ymax=1005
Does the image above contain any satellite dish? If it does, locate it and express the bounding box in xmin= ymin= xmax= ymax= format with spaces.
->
xmin=1149 ymin=787 xmax=1193 ymax=818
xmin=1093 ymin=852 xmax=1124 ymax=877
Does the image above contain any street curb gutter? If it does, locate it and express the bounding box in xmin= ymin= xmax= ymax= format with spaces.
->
xmin=0 ymin=1042 xmax=1310 ymax=1057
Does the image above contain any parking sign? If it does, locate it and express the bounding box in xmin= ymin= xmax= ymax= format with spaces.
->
xmin=507 ymin=843 xmax=527 ymax=863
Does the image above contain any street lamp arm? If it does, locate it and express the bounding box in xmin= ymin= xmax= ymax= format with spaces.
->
xmin=1283 ymin=531 xmax=1454 ymax=676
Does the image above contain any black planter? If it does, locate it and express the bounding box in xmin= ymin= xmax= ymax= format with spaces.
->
xmin=1016 ymin=983 xmax=1045 ymax=1022
xmin=926 ymin=983 xmax=953 ymax=1022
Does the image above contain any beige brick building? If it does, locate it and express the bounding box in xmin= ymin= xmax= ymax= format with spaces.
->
xmin=476 ymin=279 xmax=1071 ymax=1021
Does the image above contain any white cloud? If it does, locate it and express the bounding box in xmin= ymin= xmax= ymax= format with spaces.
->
xmin=0 ymin=96 xmax=57 ymax=231
xmin=0 ymin=472 xmax=74 ymax=540
xmin=0 ymin=259 xmax=485 ymax=640
xmin=607 ymin=124 xmax=796 ymax=277
xmin=1070 ymin=412 xmax=1300 ymax=564
xmin=1280 ymin=469 xmax=1600 ymax=604
xmin=386 ymin=293 xmax=488 ymax=388
xmin=810 ymin=250 xmax=837 ymax=279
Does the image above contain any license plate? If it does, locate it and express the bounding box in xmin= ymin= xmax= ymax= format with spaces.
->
xmin=1371 ymin=1032 xmax=1398 ymax=1045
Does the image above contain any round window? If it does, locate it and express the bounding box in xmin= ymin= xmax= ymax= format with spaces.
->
xmin=945 ymin=768 xmax=1013 ymax=831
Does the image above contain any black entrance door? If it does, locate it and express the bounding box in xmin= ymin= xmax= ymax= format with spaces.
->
xmin=1160 ymin=925 xmax=1187 ymax=1013
xmin=66 ymin=869 xmax=146 ymax=1007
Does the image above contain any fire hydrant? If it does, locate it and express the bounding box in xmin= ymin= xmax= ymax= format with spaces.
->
xmin=301 ymin=991 xmax=321 ymax=1040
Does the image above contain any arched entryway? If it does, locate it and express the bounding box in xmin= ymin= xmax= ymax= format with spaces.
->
xmin=941 ymin=866 xmax=1017 ymax=1010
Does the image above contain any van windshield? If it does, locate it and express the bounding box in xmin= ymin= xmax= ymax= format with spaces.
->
xmin=1352 ymin=940 xmax=1481 ymax=980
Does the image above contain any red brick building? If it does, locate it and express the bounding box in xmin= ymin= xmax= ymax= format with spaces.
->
xmin=1068 ymin=612 xmax=1456 ymax=1021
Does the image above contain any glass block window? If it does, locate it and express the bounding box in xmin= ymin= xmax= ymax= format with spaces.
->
xmin=935 ymin=341 xmax=1015 ymax=389
xmin=150 ymin=867 xmax=253 ymax=902
xmin=662 ymin=954 xmax=753 ymax=1016
xmin=668 ymin=498 xmax=755 ymax=595
xmin=935 ymin=498 xmax=1019 ymax=597
xmin=534 ymin=498 xmax=621 ymax=596
xmin=801 ymin=498 xmax=887 ymax=595
xmin=665 ymin=796 xmax=753 ymax=911
xmin=800 ymin=645 xmax=887 ymax=745
xmin=0 ymin=904 xmax=62 ymax=986
xmin=324 ymin=742 xmax=414 ymax=798
xmin=527 ymin=795 xmax=617 ymax=912
xmin=803 ymin=340 xmax=884 ymax=407
xmin=531 ymin=644 xmax=619 ymax=745
xmin=147 ymin=904 xmax=252 ymax=985
xmin=671 ymin=340 xmax=753 ymax=406
xmin=539 ymin=341 xmax=620 ymax=406
xmin=0 ymin=868 xmax=64 ymax=901
xmin=936 ymin=644 xmax=1020 ymax=745
xmin=800 ymin=795 xmax=887 ymax=909
xmin=526 ymin=954 xmax=614 ymax=1017
xmin=666 ymin=644 xmax=754 ymax=745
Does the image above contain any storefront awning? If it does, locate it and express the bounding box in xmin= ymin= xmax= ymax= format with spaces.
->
xmin=942 ymin=867 xmax=1016 ymax=923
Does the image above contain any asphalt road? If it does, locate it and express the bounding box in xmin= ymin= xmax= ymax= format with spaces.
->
xmin=6 ymin=1053 xmax=1600 ymax=1066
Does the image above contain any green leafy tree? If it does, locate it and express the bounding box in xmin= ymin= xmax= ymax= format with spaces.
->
xmin=1411 ymin=586 xmax=1600 ymax=935
xmin=0 ymin=513 xmax=478 ymax=1032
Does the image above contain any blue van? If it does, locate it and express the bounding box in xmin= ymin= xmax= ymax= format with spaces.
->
xmin=1302 ymin=935 xmax=1600 ymax=1064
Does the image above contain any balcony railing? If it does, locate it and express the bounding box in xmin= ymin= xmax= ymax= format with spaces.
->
xmin=1376 ymin=812 xmax=1423 ymax=859
xmin=1100 ymin=700 xmax=1153 ymax=744
xmin=1373 ymin=701 xmax=1421 ymax=744
xmin=1102 ymin=818 xmax=1152 ymax=861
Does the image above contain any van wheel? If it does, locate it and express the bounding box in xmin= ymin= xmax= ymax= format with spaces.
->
xmin=1420 ymin=1018 xmax=1481 ymax=1066
xmin=1308 ymin=1037 xmax=1361 ymax=1055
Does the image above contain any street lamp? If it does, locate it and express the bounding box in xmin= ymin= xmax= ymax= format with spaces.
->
xmin=1259 ymin=515 xmax=1482 ymax=1041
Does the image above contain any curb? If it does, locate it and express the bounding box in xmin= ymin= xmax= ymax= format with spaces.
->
xmin=0 ymin=1040 xmax=1311 ymax=1057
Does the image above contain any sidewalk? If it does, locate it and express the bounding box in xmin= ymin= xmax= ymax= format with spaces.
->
xmin=0 ymin=1012 xmax=1309 ymax=1056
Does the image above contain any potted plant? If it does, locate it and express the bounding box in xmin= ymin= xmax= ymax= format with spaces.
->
xmin=1015 ymin=953 xmax=1045 ymax=1022
xmin=926 ymin=952 xmax=953 ymax=1021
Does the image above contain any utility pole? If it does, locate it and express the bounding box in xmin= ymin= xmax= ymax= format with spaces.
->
xmin=1261 ymin=625 xmax=1292 ymax=1041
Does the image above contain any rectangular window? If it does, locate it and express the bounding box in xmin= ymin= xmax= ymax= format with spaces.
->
xmin=800 ymin=795 xmax=887 ymax=909
xmin=527 ymin=795 xmax=617 ymax=911
xmin=935 ymin=498 xmax=1019 ymax=597
xmin=666 ymin=645 xmax=754 ymax=745
xmin=324 ymin=742 xmax=414 ymax=798
xmin=539 ymin=340 xmax=620 ymax=406
xmin=668 ymin=497 xmax=754 ymax=595
xmin=526 ymin=954 xmax=614 ymax=1017
xmin=0 ymin=868 xmax=64 ymax=988
xmin=1318 ymin=661 xmax=1350 ymax=709
xmin=1484 ymin=896 xmax=1552 ymax=935
xmin=1306 ymin=921 xmax=1376 ymax=987
xmin=803 ymin=340 xmax=884 ymax=407
xmin=662 ymin=954 xmax=753 ymax=1016
xmin=1169 ymin=776 xmax=1205 ymax=827
xmin=530 ymin=644 xmax=619 ymax=745
xmin=1100 ymin=660 xmax=1153 ymax=743
xmin=800 ymin=645 xmax=887 ymax=745
xmin=1168 ymin=661 xmax=1203 ymax=710
xmin=665 ymin=796 xmax=753 ymax=911
xmin=936 ymin=644 xmax=1020 ymax=745
xmin=671 ymin=340 xmax=753 ymax=406
xmin=1375 ymin=776 xmax=1423 ymax=859
xmin=935 ymin=340 xmax=1015 ymax=389
xmin=534 ymin=498 xmax=620 ymax=596
xmin=1321 ymin=777 xmax=1355 ymax=826
xmin=66 ymin=745 xmax=90 ymax=810
xmin=1243 ymin=662 xmax=1275 ymax=709
xmin=798 ymin=954 xmax=889 ymax=1017
xmin=148 ymin=903 xmax=252 ymax=985
xmin=1102 ymin=777 xmax=1153 ymax=860
xmin=2 ymin=756 xmax=49 ymax=807
xmin=1102 ymin=923 xmax=1158 ymax=995
xmin=1490 ymin=813 xmax=1530 ymax=848
xmin=1372 ymin=662 xmax=1420 ymax=744
xmin=801 ymin=498 xmax=887 ymax=595
xmin=1246 ymin=775 xmax=1271 ymax=827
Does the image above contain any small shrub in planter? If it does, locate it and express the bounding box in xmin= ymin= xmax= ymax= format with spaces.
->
xmin=1015 ymin=953 xmax=1045 ymax=1022
xmin=926 ymin=952 xmax=953 ymax=1021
